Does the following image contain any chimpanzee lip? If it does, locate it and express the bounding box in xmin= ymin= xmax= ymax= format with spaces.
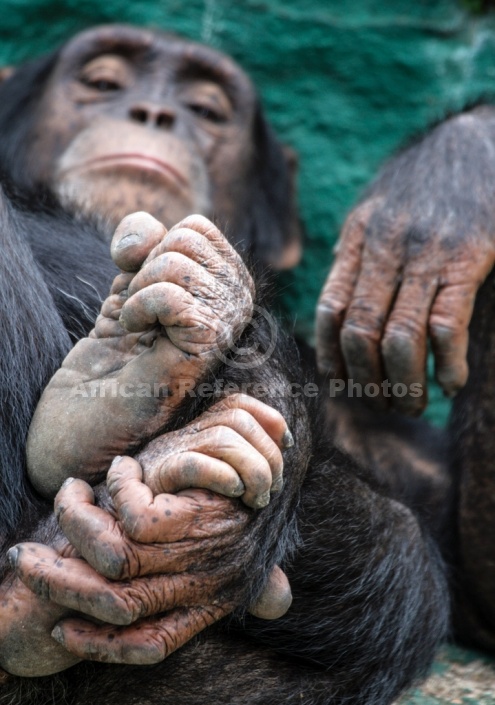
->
xmin=73 ymin=153 xmax=189 ymax=188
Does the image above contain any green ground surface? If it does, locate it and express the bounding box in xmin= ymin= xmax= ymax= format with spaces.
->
xmin=398 ymin=645 xmax=495 ymax=704
xmin=0 ymin=1 xmax=494 ymax=699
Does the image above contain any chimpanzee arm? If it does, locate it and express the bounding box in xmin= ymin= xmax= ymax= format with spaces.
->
xmin=316 ymin=105 xmax=495 ymax=415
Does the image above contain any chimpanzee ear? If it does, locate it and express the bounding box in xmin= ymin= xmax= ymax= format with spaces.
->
xmin=0 ymin=66 xmax=15 ymax=84
xmin=248 ymin=110 xmax=302 ymax=270
xmin=277 ymin=144 xmax=302 ymax=270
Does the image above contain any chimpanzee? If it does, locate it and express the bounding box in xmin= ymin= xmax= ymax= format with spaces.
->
xmin=0 ymin=22 xmax=471 ymax=705
xmin=316 ymin=105 xmax=495 ymax=650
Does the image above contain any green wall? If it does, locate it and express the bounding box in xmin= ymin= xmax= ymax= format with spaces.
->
xmin=2 ymin=0 xmax=495 ymax=424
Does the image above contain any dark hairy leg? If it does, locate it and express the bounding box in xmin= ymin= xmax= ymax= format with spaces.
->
xmin=449 ymin=266 xmax=495 ymax=649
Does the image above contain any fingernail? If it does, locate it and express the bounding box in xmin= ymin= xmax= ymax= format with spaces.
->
xmin=271 ymin=476 xmax=284 ymax=493
xmin=282 ymin=430 xmax=294 ymax=449
xmin=61 ymin=477 xmax=75 ymax=490
xmin=7 ymin=547 xmax=18 ymax=569
xmin=111 ymin=456 xmax=123 ymax=467
xmin=116 ymin=232 xmax=142 ymax=249
xmin=231 ymin=480 xmax=245 ymax=497
xmin=51 ymin=625 xmax=65 ymax=646
xmin=254 ymin=491 xmax=271 ymax=509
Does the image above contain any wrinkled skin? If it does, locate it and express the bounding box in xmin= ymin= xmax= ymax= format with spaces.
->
xmin=316 ymin=104 xmax=495 ymax=650
xmin=0 ymin=23 xmax=304 ymax=683
xmin=3 ymin=387 xmax=293 ymax=676
xmin=17 ymin=210 xmax=297 ymax=676
xmin=317 ymin=108 xmax=495 ymax=415
xmin=27 ymin=213 xmax=257 ymax=497
xmin=0 ymin=24 xmax=461 ymax=702
xmin=28 ymin=27 xmax=255 ymax=235
xmin=135 ymin=393 xmax=292 ymax=511
xmin=21 ymin=24 xmax=300 ymax=268
xmin=1 ymin=480 xmax=245 ymax=675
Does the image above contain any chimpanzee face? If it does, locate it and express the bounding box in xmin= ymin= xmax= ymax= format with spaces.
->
xmin=28 ymin=25 xmax=259 ymax=234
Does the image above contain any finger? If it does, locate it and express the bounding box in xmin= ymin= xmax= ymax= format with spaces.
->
xmin=208 ymin=393 xmax=293 ymax=451
xmin=120 ymin=429 xmax=271 ymax=511
xmin=54 ymin=478 xmax=131 ymax=580
xmin=129 ymin=451 xmax=246 ymax=501
xmin=127 ymin=251 xmax=219 ymax=299
xmin=107 ymin=456 xmax=243 ymax=542
xmin=109 ymin=272 xmax=134 ymax=296
xmin=249 ymin=565 xmax=292 ymax=620
xmin=52 ymin=604 xmax=229 ymax=665
xmin=174 ymin=215 xmax=252 ymax=290
xmin=142 ymin=227 xmax=227 ymax=279
xmin=316 ymin=201 xmax=375 ymax=377
xmin=13 ymin=543 xmax=216 ymax=626
xmin=190 ymin=408 xmax=284 ymax=495
xmin=381 ymin=274 xmax=438 ymax=415
xmin=142 ymin=217 xmax=253 ymax=294
xmin=111 ymin=212 xmax=168 ymax=272
xmin=120 ymin=283 xmax=216 ymax=353
xmin=55 ymin=476 xmax=208 ymax=579
xmin=429 ymin=282 xmax=478 ymax=396
xmin=180 ymin=426 xmax=274 ymax=509
xmin=340 ymin=244 xmax=402 ymax=405
xmin=429 ymin=249 xmax=495 ymax=396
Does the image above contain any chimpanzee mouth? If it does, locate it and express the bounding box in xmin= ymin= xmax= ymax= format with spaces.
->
xmin=65 ymin=154 xmax=189 ymax=189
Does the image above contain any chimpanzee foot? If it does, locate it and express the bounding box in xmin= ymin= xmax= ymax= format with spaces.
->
xmin=27 ymin=213 xmax=256 ymax=496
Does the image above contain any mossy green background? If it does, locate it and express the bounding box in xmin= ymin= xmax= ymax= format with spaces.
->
xmin=1 ymin=0 xmax=495 ymax=424
xmin=1 ymin=1 xmax=495 ymax=698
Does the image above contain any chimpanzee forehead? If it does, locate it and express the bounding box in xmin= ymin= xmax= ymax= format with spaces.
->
xmin=59 ymin=24 xmax=256 ymax=102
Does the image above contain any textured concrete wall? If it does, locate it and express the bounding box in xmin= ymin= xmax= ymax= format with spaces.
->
xmin=2 ymin=0 xmax=495 ymax=422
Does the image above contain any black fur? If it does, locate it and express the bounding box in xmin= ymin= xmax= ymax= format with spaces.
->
xmin=0 ymin=39 xmax=451 ymax=704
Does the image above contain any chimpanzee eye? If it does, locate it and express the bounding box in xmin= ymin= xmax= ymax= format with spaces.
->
xmin=187 ymin=103 xmax=225 ymax=124
xmin=80 ymin=77 xmax=121 ymax=92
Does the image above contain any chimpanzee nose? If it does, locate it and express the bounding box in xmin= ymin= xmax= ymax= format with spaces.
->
xmin=129 ymin=103 xmax=175 ymax=129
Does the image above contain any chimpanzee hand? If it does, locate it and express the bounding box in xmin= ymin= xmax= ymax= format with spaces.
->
xmin=27 ymin=213 xmax=255 ymax=497
xmin=8 ymin=466 xmax=291 ymax=673
xmin=316 ymin=112 xmax=495 ymax=415
xmin=0 ymin=539 xmax=82 ymax=677
xmin=137 ymin=393 xmax=291 ymax=510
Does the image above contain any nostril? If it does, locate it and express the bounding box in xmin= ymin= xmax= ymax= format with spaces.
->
xmin=130 ymin=108 xmax=148 ymax=123
xmin=156 ymin=113 xmax=174 ymax=129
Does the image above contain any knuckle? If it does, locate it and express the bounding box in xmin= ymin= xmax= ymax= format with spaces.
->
xmin=97 ymin=542 xmax=135 ymax=581
xmin=250 ymin=460 xmax=272 ymax=489
xmin=214 ymin=425 xmax=238 ymax=446
xmin=317 ymin=293 xmax=347 ymax=319
xmin=429 ymin=319 xmax=457 ymax=344
xmin=404 ymin=224 xmax=431 ymax=253
xmin=229 ymin=408 xmax=254 ymax=431
xmin=342 ymin=203 xmax=372 ymax=235
xmin=384 ymin=317 xmax=424 ymax=346
xmin=341 ymin=322 xmax=381 ymax=348
xmin=382 ymin=332 xmax=415 ymax=361
xmin=343 ymin=298 xmax=385 ymax=332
